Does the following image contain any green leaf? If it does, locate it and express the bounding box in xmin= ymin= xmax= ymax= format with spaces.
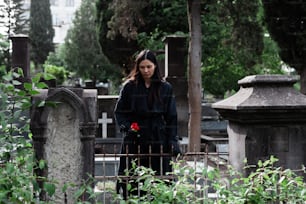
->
xmin=3 ymin=74 xmax=13 ymax=82
xmin=12 ymin=80 xmax=22 ymax=85
xmin=44 ymin=182 xmax=56 ymax=196
xmin=39 ymin=160 xmax=46 ymax=169
xmin=73 ymin=188 xmax=85 ymax=199
xmin=36 ymin=82 xmax=48 ymax=89
xmin=37 ymin=100 xmax=46 ymax=107
xmin=257 ymin=160 xmax=263 ymax=167
xmin=32 ymin=73 xmax=42 ymax=84
xmin=23 ymin=83 xmax=33 ymax=91
xmin=29 ymin=90 xmax=40 ymax=95
xmin=12 ymin=71 xmax=22 ymax=78
xmin=62 ymin=183 xmax=68 ymax=193
xmin=43 ymin=73 xmax=55 ymax=81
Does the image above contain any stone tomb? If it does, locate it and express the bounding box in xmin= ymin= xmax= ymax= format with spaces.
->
xmin=31 ymin=88 xmax=97 ymax=203
xmin=213 ymin=75 xmax=306 ymax=179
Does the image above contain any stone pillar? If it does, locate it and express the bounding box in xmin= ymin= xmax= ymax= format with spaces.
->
xmin=163 ymin=35 xmax=188 ymax=138
xmin=30 ymin=88 xmax=97 ymax=203
xmin=212 ymin=75 xmax=306 ymax=179
xmin=10 ymin=35 xmax=31 ymax=87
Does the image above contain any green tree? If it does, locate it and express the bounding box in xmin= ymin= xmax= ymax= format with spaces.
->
xmin=0 ymin=33 xmax=9 ymax=76
xmin=96 ymin=0 xmax=282 ymax=98
xmin=263 ymin=0 xmax=306 ymax=94
xmin=64 ymin=0 xmax=119 ymax=86
xmin=0 ymin=0 xmax=28 ymax=36
xmin=0 ymin=0 xmax=29 ymax=71
xmin=11 ymin=0 xmax=29 ymax=35
xmin=29 ymin=0 xmax=54 ymax=70
xmin=96 ymin=0 xmax=188 ymax=71
xmin=202 ymin=0 xmax=282 ymax=97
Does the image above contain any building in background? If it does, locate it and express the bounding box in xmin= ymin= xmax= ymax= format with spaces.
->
xmin=5 ymin=0 xmax=82 ymax=44
xmin=50 ymin=0 xmax=82 ymax=44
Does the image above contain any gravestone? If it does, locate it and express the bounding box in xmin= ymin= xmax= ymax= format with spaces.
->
xmin=163 ymin=35 xmax=189 ymax=139
xmin=95 ymin=95 xmax=122 ymax=156
xmin=201 ymin=103 xmax=228 ymax=153
xmin=97 ymin=95 xmax=119 ymax=139
xmin=213 ymin=75 xmax=306 ymax=179
xmin=30 ymin=88 xmax=97 ymax=203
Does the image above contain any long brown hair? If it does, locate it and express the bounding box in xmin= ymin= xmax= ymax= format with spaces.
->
xmin=127 ymin=50 xmax=163 ymax=108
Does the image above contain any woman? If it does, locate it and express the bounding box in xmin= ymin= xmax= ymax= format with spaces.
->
xmin=114 ymin=49 xmax=181 ymax=197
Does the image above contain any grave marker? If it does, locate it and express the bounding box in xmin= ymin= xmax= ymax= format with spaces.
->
xmin=98 ymin=112 xmax=113 ymax=138
xmin=31 ymin=88 xmax=97 ymax=203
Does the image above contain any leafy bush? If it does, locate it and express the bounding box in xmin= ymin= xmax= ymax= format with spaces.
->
xmin=43 ymin=64 xmax=69 ymax=85
xmin=0 ymin=69 xmax=50 ymax=203
xmin=113 ymin=156 xmax=306 ymax=203
xmin=215 ymin=156 xmax=306 ymax=204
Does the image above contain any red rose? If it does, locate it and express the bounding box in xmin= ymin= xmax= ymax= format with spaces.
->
xmin=130 ymin=122 xmax=140 ymax=132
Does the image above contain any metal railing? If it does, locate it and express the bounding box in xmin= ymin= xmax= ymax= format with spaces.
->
xmin=94 ymin=143 xmax=229 ymax=203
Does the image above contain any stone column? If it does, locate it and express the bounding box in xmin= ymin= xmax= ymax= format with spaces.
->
xmin=10 ymin=35 xmax=31 ymax=88
xmin=30 ymin=88 xmax=97 ymax=203
xmin=212 ymin=75 xmax=306 ymax=179
xmin=163 ymin=35 xmax=188 ymax=138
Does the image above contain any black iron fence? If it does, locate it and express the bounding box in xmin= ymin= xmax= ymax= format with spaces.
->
xmin=94 ymin=143 xmax=229 ymax=203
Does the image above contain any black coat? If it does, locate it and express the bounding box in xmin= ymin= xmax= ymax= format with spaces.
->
xmin=114 ymin=80 xmax=181 ymax=177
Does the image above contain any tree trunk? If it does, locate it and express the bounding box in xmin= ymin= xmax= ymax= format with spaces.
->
xmin=298 ymin=68 xmax=306 ymax=95
xmin=187 ymin=0 xmax=202 ymax=152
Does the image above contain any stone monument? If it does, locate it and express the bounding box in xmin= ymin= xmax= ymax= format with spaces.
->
xmin=163 ymin=35 xmax=189 ymax=139
xmin=30 ymin=88 xmax=97 ymax=203
xmin=212 ymin=75 xmax=306 ymax=179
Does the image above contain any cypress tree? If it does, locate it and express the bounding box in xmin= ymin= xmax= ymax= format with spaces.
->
xmin=29 ymin=0 xmax=54 ymax=69
xmin=12 ymin=0 xmax=29 ymax=35
xmin=263 ymin=0 xmax=306 ymax=94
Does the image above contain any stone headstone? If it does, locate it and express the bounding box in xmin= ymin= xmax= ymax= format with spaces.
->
xmin=97 ymin=95 xmax=119 ymax=138
xmin=30 ymin=88 xmax=97 ymax=203
xmin=213 ymin=75 xmax=306 ymax=179
xmin=163 ymin=35 xmax=189 ymax=138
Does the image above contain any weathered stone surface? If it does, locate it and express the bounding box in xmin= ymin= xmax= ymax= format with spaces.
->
xmin=31 ymin=88 xmax=97 ymax=203
xmin=213 ymin=75 xmax=306 ymax=123
xmin=164 ymin=35 xmax=188 ymax=138
xmin=212 ymin=75 xmax=306 ymax=179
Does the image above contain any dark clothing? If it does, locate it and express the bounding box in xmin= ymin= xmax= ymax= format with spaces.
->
xmin=114 ymin=80 xmax=180 ymax=197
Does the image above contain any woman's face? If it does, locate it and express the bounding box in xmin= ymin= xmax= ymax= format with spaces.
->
xmin=139 ymin=59 xmax=156 ymax=80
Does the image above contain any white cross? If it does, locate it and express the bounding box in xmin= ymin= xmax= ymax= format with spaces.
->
xmin=98 ymin=112 xmax=113 ymax=138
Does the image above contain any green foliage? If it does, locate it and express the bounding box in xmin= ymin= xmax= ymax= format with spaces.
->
xmin=96 ymin=0 xmax=188 ymax=68
xmin=45 ymin=45 xmax=67 ymax=68
xmin=64 ymin=0 xmax=120 ymax=87
xmin=113 ymin=157 xmax=306 ymax=203
xmin=29 ymin=0 xmax=54 ymax=68
xmin=0 ymin=33 xmax=9 ymax=73
xmin=137 ymin=28 xmax=187 ymax=53
xmin=215 ymin=156 xmax=306 ymax=203
xmin=43 ymin=64 xmax=69 ymax=85
xmin=201 ymin=1 xmax=283 ymax=97
xmin=262 ymin=0 xmax=306 ymax=72
xmin=202 ymin=47 xmax=247 ymax=97
xmin=0 ymin=68 xmax=51 ymax=203
xmin=97 ymin=0 xmax=283 ymax=98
